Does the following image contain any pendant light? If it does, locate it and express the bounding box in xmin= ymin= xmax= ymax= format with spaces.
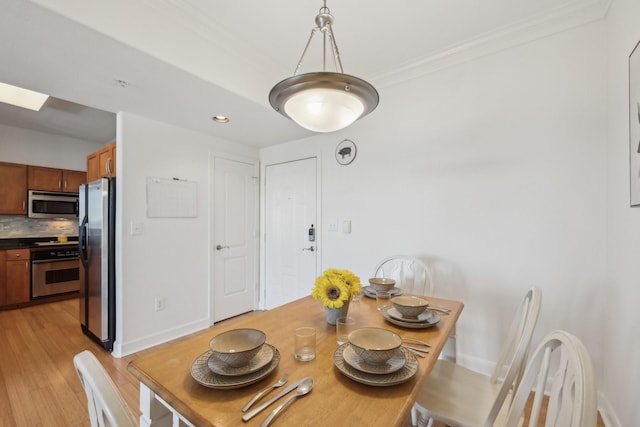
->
xmin=269 ymin=2 xmax=379 ymax=133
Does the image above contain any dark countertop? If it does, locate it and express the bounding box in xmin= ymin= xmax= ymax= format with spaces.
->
xmin=0 ymin=237 xmax=79 ymax=250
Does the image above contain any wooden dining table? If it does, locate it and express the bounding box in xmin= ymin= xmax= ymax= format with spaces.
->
xmin=127 ymin=294 xmax=463 ymax=427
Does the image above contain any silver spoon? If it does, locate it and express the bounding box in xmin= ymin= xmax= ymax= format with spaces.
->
xmin=260 ymin=378 xmax=314 ymax=427
xmin=242 ymin=374 xmax=289 ymax=412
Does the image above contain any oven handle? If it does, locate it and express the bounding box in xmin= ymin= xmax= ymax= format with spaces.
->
xmin=79 ymin=214 xmax=89 ymax=267
xmin=32 ymin=258 xmax=79 ymax=264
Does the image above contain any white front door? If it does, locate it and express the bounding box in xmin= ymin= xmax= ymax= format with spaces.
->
xmin=213 ymin=157 xmax=257 ymax=322
xmin=264 ymin=158 xmax=318 ymax=310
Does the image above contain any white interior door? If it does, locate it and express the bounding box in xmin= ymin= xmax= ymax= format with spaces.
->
xmin=264 ymin=158 xmax=317 ymax=310
xmin=213 ymin=157 xmax=257 ymax=322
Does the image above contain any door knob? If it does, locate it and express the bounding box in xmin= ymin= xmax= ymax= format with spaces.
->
xmin=302 ymin=246 xmax=315 ymax=252
xmin=216 ymin=244 xmax=230 ymax=250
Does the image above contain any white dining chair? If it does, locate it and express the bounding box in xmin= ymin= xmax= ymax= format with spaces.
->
xmin=73 ymin=350 xmax=138 ymax=427
xmin=372 ymin=255 xmax=433 ymax=296
xmin=412 ymin=286 xmax=542 ymax=427
xmin=503 ymin=330 xmax=597 ymax=427
xmin=372 ymin=255 xmax=457 ymax=362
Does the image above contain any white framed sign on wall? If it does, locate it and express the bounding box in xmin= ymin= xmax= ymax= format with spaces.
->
xmin=335 ymin=139 xmax=357 ymax=165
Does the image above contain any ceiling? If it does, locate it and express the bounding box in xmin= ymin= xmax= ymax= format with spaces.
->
xmin=0 ymin=0 xmax=609 ymax=148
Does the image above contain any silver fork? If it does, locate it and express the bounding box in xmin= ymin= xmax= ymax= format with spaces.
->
xmin=242 ymin=374 xmax=289 ymax=412
xmin=402 ymin=346 xmax=426 ymax=358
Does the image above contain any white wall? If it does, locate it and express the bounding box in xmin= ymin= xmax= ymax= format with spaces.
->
xmin=0 ymin=123 xmax=104 ymax=170
xmin=604 ymin=0 xmax=640 ymax=425
xmin=261 ymin=16 xmax=610 ymax=413
xmin=114 ymin=112 xmax=258 ymax=357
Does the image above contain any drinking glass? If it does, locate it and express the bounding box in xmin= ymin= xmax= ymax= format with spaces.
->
xmin=294 ymin=327 xmax=316 ymax=361
xmin=336 ymin=316 xmax=356 ymax=345
xmin=376 ymin=291 xmax=392 ymax=311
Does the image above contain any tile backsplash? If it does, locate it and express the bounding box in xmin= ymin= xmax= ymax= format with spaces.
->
xmin=0 ymin=215 xmax=79 ymax=239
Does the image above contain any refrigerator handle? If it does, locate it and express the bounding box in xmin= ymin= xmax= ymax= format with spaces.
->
xmin=79 ymin=215 xmax=89 ymax=266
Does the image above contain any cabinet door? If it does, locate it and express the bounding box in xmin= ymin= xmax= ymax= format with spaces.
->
xmin=98 ymin=144 xmax=116 ymax=178
xmin=98 ymin=147 xmax=110 ymax=177
xmin=87 ymin=152 xmax=99 ymax=183
xmin=28 ymin=165 xmax=63 ymax=191
xmin=0 ymin=251 xmax=6 ymax=306
xmin=62 ymin=170 xmax=86 ymax=193
xmin=109 ymin=143 xmax=117 ymax=177
xmin=5 ymin=249 xmax=30 ymax=305
xmin=0 ymin=162 xmax=27 ymax=214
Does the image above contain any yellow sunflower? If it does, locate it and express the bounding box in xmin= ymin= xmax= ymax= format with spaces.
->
xmin=312 ymin=269 xmax=361 ymax=308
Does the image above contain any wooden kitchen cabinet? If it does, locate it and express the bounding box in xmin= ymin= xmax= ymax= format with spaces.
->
xmin=86 ymin=152 xmax=99 ymax=183
xmin=87 ymin=141 xmax=116 ymax=182
xmin=5 ymin=249 xmax=30 ymax=305
xmin=99 ymin=142 xmax=116 ymax=178
xmin=0 ymin=162 xmax=27 ymax=214
xmin=28 ymin=165 xmax=86 ymax=193
xmin=61 ymin=170 xmax=86 ymax=192
xmin=0 ymin=251 xmax=6 ymax=306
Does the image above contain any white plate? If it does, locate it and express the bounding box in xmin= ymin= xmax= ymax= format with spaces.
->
xmin=190 ymin=344 xmax=280 ymax=389
xmin=342 ymin=344 xmax=406 ymax=374
xmin=333 ymin=344 xmax=418 ymax=386
xmin=387 ymin=307 xmax=433 ymax=323
xmin=381 ymin=307 xmax=440 ymax=329
xmin=362 ymin=286 xmax=403 ymax=299
xmin=207 ymin=344 xmax=274 ymax=376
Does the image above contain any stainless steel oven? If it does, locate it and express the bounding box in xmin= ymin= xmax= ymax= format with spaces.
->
xmin=31 ymin=243 xmax=80 ymax=298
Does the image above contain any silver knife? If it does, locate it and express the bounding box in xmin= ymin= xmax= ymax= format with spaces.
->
xmin=242 ymin=377 xmax=311 ymax=422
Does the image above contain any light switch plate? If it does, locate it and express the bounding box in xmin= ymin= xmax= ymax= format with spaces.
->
xmin=131 ymin=221 xmax=143 ymax=235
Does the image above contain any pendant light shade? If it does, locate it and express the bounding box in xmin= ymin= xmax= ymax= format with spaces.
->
xmin=269 ymin=3 xmax=379 ymax=133
xmin=270 ymin=72 xmax=378 ymax=133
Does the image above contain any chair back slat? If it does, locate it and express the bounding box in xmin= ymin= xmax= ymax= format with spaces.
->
xmin=73 ymin=350 xmax=138 ymax=427
xmin=504 ymin=330 xmax=597 ymax=427
xmin=373 ymin=256 xmax=433 ymax=296
xmin=485 ymin=287 xmax=542 ymax=426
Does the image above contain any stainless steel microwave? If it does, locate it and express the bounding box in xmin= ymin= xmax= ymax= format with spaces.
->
xmin=28 ymin=190 xmax=79 ymax=219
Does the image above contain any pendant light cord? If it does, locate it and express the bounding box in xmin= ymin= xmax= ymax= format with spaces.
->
xmin=292 ymin=4 xmax=344 ymax=76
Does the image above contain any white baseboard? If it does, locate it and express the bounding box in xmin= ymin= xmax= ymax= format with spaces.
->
xmin=455 ymin=352 xmax=495 ymax=376
xmin=112 ymin=318 xmax=210 ymax=357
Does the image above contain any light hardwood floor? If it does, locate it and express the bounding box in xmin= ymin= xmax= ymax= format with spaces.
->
xmin=0 ymin=298 xmax=604 ymax=426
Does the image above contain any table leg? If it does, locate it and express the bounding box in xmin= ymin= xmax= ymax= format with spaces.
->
xmin=139 ymin=383 xmax=195 ymax=427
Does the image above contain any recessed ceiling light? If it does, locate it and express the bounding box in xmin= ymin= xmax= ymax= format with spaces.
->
xmin=212 ymin=115 xmax=230 ymax=123
xmin=0 ymin=82 xmax=49 ymax=111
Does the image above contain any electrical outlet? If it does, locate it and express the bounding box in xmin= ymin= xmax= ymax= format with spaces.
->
xmin=328 ymin=221 xmax=338 ymax=232
xmin=154 ymin=298 xmax=166 ymax=311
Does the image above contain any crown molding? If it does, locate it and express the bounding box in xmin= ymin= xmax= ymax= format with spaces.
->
xmin=370 ymin=0 xmax=612 ymax=88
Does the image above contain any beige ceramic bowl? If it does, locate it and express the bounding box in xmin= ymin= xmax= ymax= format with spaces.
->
xmin=368 ymin=278 xmax=396 ymax=293
xmin=391 ymin=295 xmax=429 ymax=318
xmin=209 ymin=328 xmax=266 ymax=367
xmin=348 ymin=327 xmax=402 ymax=364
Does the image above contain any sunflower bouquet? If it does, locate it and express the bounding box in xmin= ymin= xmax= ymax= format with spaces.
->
xmin=311 ymin=268 xmax=362 ymax=309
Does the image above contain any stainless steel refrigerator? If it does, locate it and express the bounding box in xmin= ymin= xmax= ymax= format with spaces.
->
xmin=79 ymin=177 xmax=116 ymax=351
